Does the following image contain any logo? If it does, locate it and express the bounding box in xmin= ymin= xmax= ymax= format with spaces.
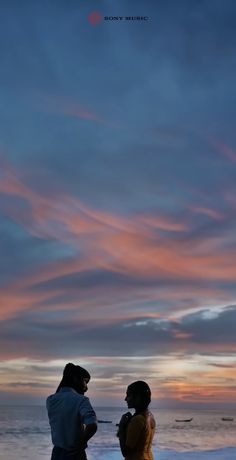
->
xmin=88 ymin=12 xmax=150 ymax=26
xmin=88 ymin=11 xmax=103 ymax=26
xmin=104 ymin=16 xmax=149 ymax=21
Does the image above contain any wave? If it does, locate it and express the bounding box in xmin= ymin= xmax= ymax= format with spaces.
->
xmin=88 ymin=447 xmax=236 ymax=460
xmin=0 ymin=427 xmax=50 ymax=436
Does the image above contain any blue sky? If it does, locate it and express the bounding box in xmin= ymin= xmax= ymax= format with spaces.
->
xmin=0 ymin=0 xmax=236 ymax=407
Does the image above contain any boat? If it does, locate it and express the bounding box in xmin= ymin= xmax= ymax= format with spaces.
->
xmin=97 ymin=420 xmax=112 ymax=424
xmin=175 ymin=418 xmax=193 ymax=422
xmin=221 ymin=417 xmax=234 ymax=421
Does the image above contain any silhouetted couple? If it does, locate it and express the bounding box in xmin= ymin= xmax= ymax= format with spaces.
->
xmin=47 ymin=363 xmax=156 ymax=460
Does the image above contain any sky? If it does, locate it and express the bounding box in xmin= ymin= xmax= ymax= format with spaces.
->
xmin=0 ymin=0 xmax=236 ymax=409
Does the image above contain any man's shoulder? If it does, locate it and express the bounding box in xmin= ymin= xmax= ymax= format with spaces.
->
xmin=66 ymin=391 xmax=90 ymax=406
xmin=65 ymin=391 xmax=91 ymax=407
xmin=46 ymin=394 xmax=53 ymax=408
xmin=46 ymin=389 xmax=92 ymax=408
xmin=46 ymin=392 xmax=58 ymax=406
xmin=77 ymin=394 xmax=93 ymax=407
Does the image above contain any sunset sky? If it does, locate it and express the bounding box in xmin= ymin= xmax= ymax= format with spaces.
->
xmin=0 ymin=0 xmax=236 ymax=408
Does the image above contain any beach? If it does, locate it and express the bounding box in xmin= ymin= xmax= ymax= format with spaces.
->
xmin=90 ymin=447 xmax=236 ymax=460
xmin=0 ymin=406 xmax=235 ymax=460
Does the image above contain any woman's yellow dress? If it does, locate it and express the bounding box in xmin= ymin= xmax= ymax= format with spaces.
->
xmin=125 ymin=411 xmax=156 ymax=460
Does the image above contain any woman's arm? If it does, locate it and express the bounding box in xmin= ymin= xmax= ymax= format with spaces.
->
xmin=117 ymin=413 xmax=133 ymax=457
xmin=119 ymin=415 xmax=146 ymax=458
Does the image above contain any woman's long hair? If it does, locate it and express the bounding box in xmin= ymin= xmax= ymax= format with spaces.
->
xmin=56 ymin=362 xmax=90 ymax=393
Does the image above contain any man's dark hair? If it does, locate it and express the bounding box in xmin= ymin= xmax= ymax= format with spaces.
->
xmin=56 ymin=362 xmax=90 ymax=393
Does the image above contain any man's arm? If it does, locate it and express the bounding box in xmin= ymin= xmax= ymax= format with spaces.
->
xmin=76 ymin=423 xmax=97 ymax=451
xmin=74 ymin=397 xmax=97 ymax=452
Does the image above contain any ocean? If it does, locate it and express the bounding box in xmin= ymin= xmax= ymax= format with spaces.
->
xmin=0 ymin=406 xmax=235 ymax=460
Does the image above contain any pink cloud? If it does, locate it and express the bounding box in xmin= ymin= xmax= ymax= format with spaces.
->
xmin=208 ymin=136 xmax=236 ymax=163
xmin=189 ymin=205 xmax=224 ymax=221
xmin=0 ymin=161 xmax=236 ymax=322
xmin=34 ymin=92 xmax=112 ymax=126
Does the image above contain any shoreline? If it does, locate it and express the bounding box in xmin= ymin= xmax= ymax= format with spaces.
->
xmin=88 ymin=446 xmax=236 ymax=460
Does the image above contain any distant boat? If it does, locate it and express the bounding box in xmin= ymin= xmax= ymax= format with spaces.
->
xmin=97 ymin=420 xmax=112 ymax=424
xmin=221 ymin=417 xmax=234 ymax=421
xmin=175 ymin=418 xmax=193 ymax=422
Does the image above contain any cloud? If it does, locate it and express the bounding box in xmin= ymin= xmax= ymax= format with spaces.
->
xmin=179 ymin=305 xmax=236 ymax=345
xmin=0 ymin=306 xmax=236 ymax=363
xmin=35 ymin=92 xmax=111 ymax=126
xmin=1 ymin=161 xmax=236 ymax=326
xmin=6 ymin=381 xmax=52 ymax=388
xmin=0 ymin=0 xmax=236 ymax=406
xmin=208 ymin=136 xmax=236 ymax=164
xmin=189 ymin=205 xmax=225 ymax=221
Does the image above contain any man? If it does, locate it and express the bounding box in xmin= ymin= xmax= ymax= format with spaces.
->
xmin=47 ymin=362 xmax=97 ymax=460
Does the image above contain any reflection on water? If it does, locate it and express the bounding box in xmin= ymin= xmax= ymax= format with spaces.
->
xmin=0 ymin=406 xmax=235 ymax=460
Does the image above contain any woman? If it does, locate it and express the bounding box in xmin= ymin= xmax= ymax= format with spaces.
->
xmin=46 ymin=363 xmax=97 ymax=460
xmin=117 ymin=381 xmax=156 ymax=460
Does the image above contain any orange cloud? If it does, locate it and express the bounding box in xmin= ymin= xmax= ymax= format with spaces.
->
xmin=0 ymin=161 xmax=236 ymax=323
xmin=1 ymin=355 xmax=236 ymax=406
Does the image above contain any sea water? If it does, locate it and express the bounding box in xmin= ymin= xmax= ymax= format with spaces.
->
xmin=0 ymin=406 xmax=235 ymax=460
